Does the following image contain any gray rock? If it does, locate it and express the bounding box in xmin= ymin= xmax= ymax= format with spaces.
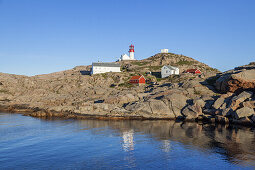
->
xmin=213 ymin=97 xmax=225 ymax=109
xmin=228 ymin=91 xmax=253 ymax=111
xmin=182 ymin=103 xmax=202 ymax=119
xmin=164 ymin=93 xmax=188 ymax=117
xmin=235 ymin=107 xmax=254 ymax=118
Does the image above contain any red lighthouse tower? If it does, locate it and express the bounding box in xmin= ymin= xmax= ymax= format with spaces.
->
xmin=129 ymin=44 xmax=135 ymax=60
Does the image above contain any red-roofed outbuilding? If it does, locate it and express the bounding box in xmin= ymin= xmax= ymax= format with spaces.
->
xmin=185 ymin=69 xmax=202 ymax=74
xmin=129 ymin=75 xmax=146 ymax=84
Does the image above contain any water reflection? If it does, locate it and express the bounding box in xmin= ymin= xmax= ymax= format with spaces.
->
xmin=75 ymin=119 xmax=255 ymax=166
xmin=122 ymin=129 xmax=134 ymax=152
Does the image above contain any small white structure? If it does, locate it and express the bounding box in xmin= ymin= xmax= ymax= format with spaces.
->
xmin=119 ymin=44 xmax=136 ymax=61
xmin=91 ymin=62 xmax=121 ymax=75
xmin=161 ymin=49 xmax=169 ymax=53
xmin=120 ymin=54 xmax=130 ymax=61
xmin=161 ymin=65 xmax=179 ymax=78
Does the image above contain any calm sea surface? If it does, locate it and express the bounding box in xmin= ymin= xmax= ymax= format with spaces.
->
xmin=1 ymin=113 xmax=255 ymax=170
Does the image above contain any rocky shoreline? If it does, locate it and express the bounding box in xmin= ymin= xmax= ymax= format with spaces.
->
xmin=0 ymin=53 xmax=255 ymax=127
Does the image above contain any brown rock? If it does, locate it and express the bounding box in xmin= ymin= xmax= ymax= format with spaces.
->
xmin=216 ymin=69 xmax=255 ymax=93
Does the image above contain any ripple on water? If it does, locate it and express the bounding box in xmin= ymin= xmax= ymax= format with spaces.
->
xmin=0 ymin=113 xmax=254 ymax=169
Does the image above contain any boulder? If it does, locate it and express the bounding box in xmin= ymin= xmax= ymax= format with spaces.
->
xmin=228 ymin=91 xmax=253 ymax=111
xmin=164 ymin=93 xmax=188 ymax=117
xmin=235 ymin=107 xmax=254 ymax=119
xmin=149 ymin=99 xmax=172 ymax=116
xmin=212 ymin=97 xmax=225 ymax=109
xmin=193 ymin=99 xmax=206 ymax=108
xmin=241 ymin=101 xmax=255 ymax=108
xmin=182 ymin=103 xmax=202 ymax=119
xmin=215 ymin=69 xmax=255 ymax=93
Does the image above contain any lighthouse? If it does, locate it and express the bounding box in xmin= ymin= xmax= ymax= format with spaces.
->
xmin=119 ymin=44 xmax=136 ymax=61
xmin=129 ymin=44 xmax=135 ymax=60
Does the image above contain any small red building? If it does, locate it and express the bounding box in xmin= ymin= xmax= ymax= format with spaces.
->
xmin=129 ymin=75 xmax=146 ymax=84
xmin=185 ymin=69 xmax=202 ymax=74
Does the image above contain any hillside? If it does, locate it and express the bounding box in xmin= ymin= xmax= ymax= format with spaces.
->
xmin=0 ymin=53 xmax=254 ymax=127
xmin=120 ymin=53 xmax=219 ymax=76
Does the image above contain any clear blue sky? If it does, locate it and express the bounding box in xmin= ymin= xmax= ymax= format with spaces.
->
xmin=0 ymin=0 xmax=254 ymax=76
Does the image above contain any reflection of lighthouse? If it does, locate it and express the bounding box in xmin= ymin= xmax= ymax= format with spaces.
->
xmin=129 ymin=44 xmax=135 ymax=60
xmin=162 ymin=140 xmax=171 ymax=153
xmin=122 ymin=129 xmax=134 ymax=152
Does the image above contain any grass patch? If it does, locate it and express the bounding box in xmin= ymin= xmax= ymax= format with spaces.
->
xmin=176 ymin=60 xmax=194 ymax=65
xmin=101 ymin=73 xmax=108 ymax=79
xmin=0 ymin=89 xmax=9 ymax=93
xmin=206 ymin=67 xmax=219 ymax=72
xmin=132 ymin=61 xmax=148 ymax=66
xmin=194 ymin=90 xmax=201 ymax=95
xmin=118 ymin=82 xmax=134 ymax=88
xmin=148 ymin=66 xmax=162 ymax=71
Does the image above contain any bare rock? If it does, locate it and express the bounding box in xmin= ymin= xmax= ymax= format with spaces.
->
xmin=164 ymin=93 xmax=188 ymax=117
xmin=213 ymin=97 xmax=225 ymax=109
xmin=228 ymin=91 xmax=253 ymax=111
xmin=235 ymin=107 xmax=254 ymax=119
xmin=216 ymin=69 xmax=255 ymax=93
xmin=182 ymin=103 xmax=202 ymax=119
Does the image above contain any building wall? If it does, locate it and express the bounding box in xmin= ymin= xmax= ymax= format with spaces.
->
xmin=129 ymin=52 xmax=135 ymax=60
xmin=120 ymin=54 xmax=130 ymax=61
xmin=161 ymin=49 xmax=169 ymax=53
xmin=161 ymin=66 xmax=179 ymax=78
xmin=91 ymin=66 xmax=121 ymax=74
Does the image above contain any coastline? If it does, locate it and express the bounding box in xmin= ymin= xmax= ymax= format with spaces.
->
xmin=1 ymin=103 xmax=254 ymax=127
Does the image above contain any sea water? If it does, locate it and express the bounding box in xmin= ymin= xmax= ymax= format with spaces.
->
xmin=0 ymin=113 xmax=254 ymax=169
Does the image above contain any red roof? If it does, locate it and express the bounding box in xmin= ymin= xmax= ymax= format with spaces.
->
xmin=186 ymin=69 xmax=197 ymax=72
xmin=130 ymin=75 xmax=144 ymax=80
xmin=186 ymin=69 xmax=201 ymax=73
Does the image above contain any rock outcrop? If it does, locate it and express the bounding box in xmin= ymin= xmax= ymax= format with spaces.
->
xmin=0 ymin=55 xmax=255 ymax=127
xmin=216 ymin=63 xmax=255 ymax=93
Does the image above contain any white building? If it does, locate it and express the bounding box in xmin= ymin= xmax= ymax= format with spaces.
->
xmin=120 ymin=54 xmax=130 ymax=61
xmin=91 ymin=62 xmax=121 ymax=75
xmin=161 ymin=49 xmax=169 ymax=53
xmin=119 ymin=44 xmax=136 ymax=61
xmin=161 ymin=65 xmax=179 ymax=78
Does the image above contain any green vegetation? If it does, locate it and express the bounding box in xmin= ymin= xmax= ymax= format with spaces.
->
xmin=148 ymin=66 xmax=162 ymax=71
xmin=118 ymin=82 xmax=134 ymax=88
xmin=194 ymin=89 xmax=201 ymax=95
xmin=0 ymin=89 xmax=9 ymax=93
xmin=176 ymin=60 xmax=194 ymax=65
xmin=205 ymin=67 xmax=219 ymax=72
xmin=101 ymin=73 xmax=108 ymax=79
xmin=132 ymin=61 xmax=148 ymax=66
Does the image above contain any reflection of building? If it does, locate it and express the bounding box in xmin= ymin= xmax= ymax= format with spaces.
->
xmin=122 ymin=129 xmax=134 ymax=152
xmin=162 ymin=140 xmax=171 ymax=153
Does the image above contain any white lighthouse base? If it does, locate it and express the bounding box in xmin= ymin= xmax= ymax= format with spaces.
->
xmin=119 ymin=54 xmax=136 ymax=61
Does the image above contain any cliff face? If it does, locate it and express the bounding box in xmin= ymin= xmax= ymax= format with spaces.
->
xmin=0 ymin=53 xmax=254 ymax=126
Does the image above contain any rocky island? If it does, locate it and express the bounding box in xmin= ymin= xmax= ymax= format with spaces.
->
xmin=0 ymin=53 xmax=255 ymax=126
